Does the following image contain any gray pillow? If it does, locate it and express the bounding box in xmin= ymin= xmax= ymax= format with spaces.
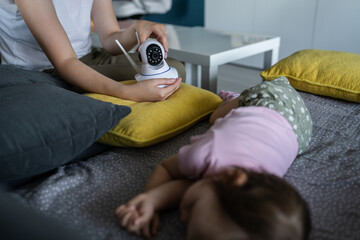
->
xmin=0 ymin=186 xmax=87 ymax=240
xmin=0 ymin=84 xmax=131 ymax=183
xmin=0 ymin=65 xmax=71 ymax=89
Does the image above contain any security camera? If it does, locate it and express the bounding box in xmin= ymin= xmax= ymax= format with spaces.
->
xmin=136 ymin=38 xmax=178 ymax=84
xmin=115 ymin=38 xmax=178 ymax=88
xmin=139 ymin=40 xmax=164 ymax=66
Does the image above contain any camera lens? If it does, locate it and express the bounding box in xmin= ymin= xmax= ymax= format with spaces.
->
xmin=146 ymin=44 xmax=163 ymax=66
xmin=151 ymin=52 xmax=159 ymax=61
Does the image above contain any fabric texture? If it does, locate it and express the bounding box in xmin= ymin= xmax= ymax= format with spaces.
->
xmin=260 ymin=49 xmax=360 ymax=103
xmin=178 ymin=107 xmax=298 ymax=178
xmin=0 ymin=84 xmax=131 ymax=183
xmin=0 ymin=187 xmax=87 ymax=240
xmin=0 ymin=0 xmax=93 ymax=71
xmin=85 ymin=81 xmax=222 ymax=147
xmin=238 ymin=76 xmax=312 ymax=154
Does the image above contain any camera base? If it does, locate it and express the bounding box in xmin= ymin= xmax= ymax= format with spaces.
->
xmin=135 ymin=67 xmax=178 ymax=88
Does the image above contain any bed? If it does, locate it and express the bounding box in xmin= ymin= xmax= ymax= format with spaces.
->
xmin=1 ymin=49 xmax=360 ymax=240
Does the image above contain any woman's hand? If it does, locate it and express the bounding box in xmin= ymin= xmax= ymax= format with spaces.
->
xmin=131 ymin=20 xmax=169 ymax=58
xmin=118 ymin=77 xmax=182 ymax=102
xmin=115 ymin=194 xmax=159 ymax=239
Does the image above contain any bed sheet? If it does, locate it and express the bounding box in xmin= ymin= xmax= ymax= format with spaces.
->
xmin=13 ymin=92 xmax=360 ymax=240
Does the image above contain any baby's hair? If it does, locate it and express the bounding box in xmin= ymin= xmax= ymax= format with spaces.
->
xmin=213 ymin=168 xmax=311 ymax=240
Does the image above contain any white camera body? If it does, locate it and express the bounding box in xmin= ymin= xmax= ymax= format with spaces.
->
xmin=115 ymin=37 xmax=178 ymax=88
xmin=135 ymin=38 xmax=178 ymax=86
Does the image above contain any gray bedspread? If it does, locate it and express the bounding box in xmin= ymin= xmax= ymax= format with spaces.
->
xmin=13 ymin=92 xmax=360 ymax=240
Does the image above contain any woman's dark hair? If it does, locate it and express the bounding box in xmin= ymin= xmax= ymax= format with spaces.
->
xmin=213 ymin=169 xmax=311 ymax=240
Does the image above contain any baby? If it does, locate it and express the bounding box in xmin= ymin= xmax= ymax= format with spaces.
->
xmin=116 ymin=76 xmax=312 ymax=240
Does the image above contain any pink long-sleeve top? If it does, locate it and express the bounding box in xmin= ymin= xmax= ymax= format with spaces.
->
xmin=178 ymin=106 xmax=298 ymax=178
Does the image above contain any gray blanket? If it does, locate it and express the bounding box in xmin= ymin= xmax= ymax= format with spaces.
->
xmin=14 ymin=92 xmax=360 ymax=240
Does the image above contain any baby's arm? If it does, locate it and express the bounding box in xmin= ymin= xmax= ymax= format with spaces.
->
xmin=115 ymin=154 xmax=192 ymax=237
xmin=116 ymin=179 xmax=191 ymax=237
xmin=144 ymin=154 xmax=184 ymax=190
xmin=209 ymin=97 xmax=240 ymax=125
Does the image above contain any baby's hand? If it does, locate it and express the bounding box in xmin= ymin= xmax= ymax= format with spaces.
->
xmin=115 ymin=193 xmax=159 ymax=238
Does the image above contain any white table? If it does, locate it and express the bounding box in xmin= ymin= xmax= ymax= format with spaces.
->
xmin=165 ymin=25 xmax=280 ymax=93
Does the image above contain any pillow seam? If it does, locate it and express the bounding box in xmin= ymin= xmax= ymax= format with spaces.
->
xmin=104 ymin=110 xmax=213 ymax=144
xmin=263 ymin=74 xmax=360 ymax=94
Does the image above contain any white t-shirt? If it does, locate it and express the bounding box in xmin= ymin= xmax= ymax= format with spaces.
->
xmin=0 ymin=0 xmax=93 ymax=71
xmin=112 ymin=0 xmax=172 ymax=18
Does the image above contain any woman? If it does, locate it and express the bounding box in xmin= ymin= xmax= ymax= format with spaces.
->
xmin=0 ymin=0 xmax=183 ymax=101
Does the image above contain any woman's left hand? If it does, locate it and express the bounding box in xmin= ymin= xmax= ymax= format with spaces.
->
xmin=132 ymin=20 xmax=168 ymax=58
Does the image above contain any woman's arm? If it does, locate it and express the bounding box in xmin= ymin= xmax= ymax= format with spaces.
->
xmin=91 ymin=0 xmax=135 ymax=54
xmin=15 ymin=0 xmax=180 ymax=102
xmin=91 ymin=0 xmax=168 ymax=57
xmin=15 ymin=0 xmax=114 ymax=93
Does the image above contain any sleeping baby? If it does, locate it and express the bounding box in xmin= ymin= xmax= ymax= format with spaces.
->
xmin=115 ymin=76 xmax=313 ymax=240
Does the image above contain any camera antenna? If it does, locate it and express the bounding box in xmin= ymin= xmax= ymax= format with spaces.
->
xmin=115 ymin=39 xmax=140 ymax=73
xmin=135 ymin=31 xmax=140 ymax=46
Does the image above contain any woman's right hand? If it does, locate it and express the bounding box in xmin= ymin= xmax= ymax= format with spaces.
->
xmin=119 ymin=77 xmax=182 ymax=102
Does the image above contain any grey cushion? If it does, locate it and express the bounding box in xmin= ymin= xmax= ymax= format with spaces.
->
xmin=0 ymin=84 xmax=131 ymax=183
xmin=0 ymin=186 xmax=87 ymax=240
xmin=0 ymin=65 xmax=71 ymax=89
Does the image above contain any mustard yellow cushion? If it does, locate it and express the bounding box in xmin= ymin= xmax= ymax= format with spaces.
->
xmin=85 ymin=81 xmax=222 ymax=147
xmin=260 ymin=49 xmax=360 ymax=102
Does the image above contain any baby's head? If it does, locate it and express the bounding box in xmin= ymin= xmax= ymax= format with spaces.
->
xmin=180 ymin=168 xmax=311 ymax=240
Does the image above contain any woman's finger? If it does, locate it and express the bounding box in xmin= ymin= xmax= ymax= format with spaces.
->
xmin=152 ymin=24 xmax=168 ymax=52
xmin=162 ymin=79 xmax=181 ymax=99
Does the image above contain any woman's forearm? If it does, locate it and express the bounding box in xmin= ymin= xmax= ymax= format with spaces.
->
xmin=57 ymin=58 xmax=182 ymax=102
xmin=56 ymin=57 xmax=126 ymax=97
xmin=100 ymin=27 xmax=137 ymax=54
xmin=15 ymin=0 xmax=127 ymax=98
xmin=91 ymin=0 xmax=137 ymax=54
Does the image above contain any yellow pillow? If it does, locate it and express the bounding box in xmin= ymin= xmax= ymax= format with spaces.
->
xmin=260 ymin=49 xmax=360 ymax=102
xmin=85 ymin=81 xmax=222 ymax=147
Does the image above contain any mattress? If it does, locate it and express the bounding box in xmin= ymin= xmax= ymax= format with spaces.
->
xmin=13 ymin=91 xmax=360 ymax=240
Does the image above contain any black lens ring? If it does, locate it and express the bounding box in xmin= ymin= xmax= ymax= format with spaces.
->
xmin=146 ymin=44 xmax=163 ymax=66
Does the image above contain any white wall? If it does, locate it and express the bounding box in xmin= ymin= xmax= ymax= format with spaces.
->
xmin=205 ymin=0 xmax=360 ymax=68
